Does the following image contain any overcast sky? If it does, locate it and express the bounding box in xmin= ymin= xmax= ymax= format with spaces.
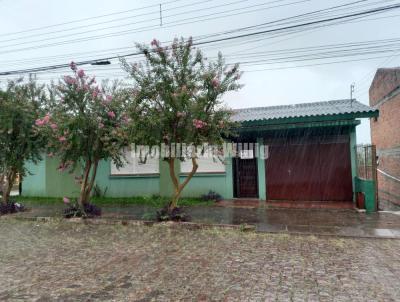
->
xmin=1 ymin=0 xmax=399 ymax=143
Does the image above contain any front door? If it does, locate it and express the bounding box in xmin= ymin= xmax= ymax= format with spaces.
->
xmin=234 ymin=157 xmax=258 ymax=198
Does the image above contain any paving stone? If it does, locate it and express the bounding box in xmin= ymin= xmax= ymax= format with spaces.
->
xmin=0 ymin=219 xmax=400 ymax=301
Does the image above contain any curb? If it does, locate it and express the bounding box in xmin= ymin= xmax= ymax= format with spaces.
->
xmin=9 ymin=216 xmax=257 ymax=232
xmin=5 ymin=216 xmax=400 ymax=239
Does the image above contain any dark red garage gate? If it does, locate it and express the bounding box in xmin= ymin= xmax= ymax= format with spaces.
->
xmin=266 ymin=138 xmax=353 ymax=201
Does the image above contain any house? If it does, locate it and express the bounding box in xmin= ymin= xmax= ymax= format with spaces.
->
xmin=369 ymin=68 xmax=400 ymax=210
xmin=22 ymin=99 xmax=378 ymax=208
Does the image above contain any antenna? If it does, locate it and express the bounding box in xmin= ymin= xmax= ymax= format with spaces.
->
xmin=160 ymin=4 xmax=163 ymax=26
xmin=350 ymin=83 xmax=355 ymax=107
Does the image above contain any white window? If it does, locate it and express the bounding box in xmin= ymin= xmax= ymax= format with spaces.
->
xmin=111 ymin=147 xmax=159 ymax=175
xmin=181 ymin=148 xmax=225 ymax=173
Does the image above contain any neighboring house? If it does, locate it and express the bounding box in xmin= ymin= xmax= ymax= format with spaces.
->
xmin=22 ymin=99 xmax=378 ymax=206
xmin=369 ymin=68 xmax=400 ymax=210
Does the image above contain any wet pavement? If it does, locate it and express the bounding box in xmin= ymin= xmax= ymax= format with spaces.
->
xmin=8 ymin=202 xmax=400 ymax=239
xmin=1 ymin=219 xmax=400 ymax=301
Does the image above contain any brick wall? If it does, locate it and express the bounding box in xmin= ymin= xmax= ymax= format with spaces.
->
xmin=369 ymin=68 xmax=400 ymax=209
xmin=369 ymin=68 xmax=400 ymax=106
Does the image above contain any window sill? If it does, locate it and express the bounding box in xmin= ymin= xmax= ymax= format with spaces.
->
xmin=180 ymin=172 xmax=226 ymax=177
xmin=109 ymin=173 xmax=160 ymax=179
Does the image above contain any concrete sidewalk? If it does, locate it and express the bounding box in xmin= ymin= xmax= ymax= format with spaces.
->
xmin=6 ymin=203 xmax=400 ymax=238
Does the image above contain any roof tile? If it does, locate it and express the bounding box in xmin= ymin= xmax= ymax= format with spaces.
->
xmin=232 ymin=99 xmax=377 ymax=122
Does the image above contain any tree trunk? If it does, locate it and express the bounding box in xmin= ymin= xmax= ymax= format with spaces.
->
xmin=168 ymin=157 xmax=198 ymax=212
xmin=79 ymin=160 xmax=92 ymax=207
xmin=84 ymin=158 xmax=99 ymax=204
xmin=0 ymin=173 xmax=4 ymax=203
xmin=2 ymin=170 xmax=16 ymax=205
xmin=78 ymin=158 xmax=99 ymax=208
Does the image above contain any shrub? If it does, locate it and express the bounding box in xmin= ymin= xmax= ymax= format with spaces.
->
xmin=201 ymin=190 xmax=222 ymax=202
xmin=0 ymin=200 xmax=25 ymax=215
xmin=0 ymin=78 xmax=47 ymax=205
xmin=63 ymin=199 xmax=101 ymax=218
xmin=156 ymin=206 xmax=190 ymax=222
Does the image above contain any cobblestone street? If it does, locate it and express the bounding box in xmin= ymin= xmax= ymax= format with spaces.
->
xmin=0 ymin=219 xmax=399 ymax=301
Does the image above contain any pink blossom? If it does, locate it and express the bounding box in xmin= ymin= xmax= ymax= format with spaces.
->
xmin=107 ymin=111 xmax=116 ymax=119
xmin=50 ymin=123 xmax=58 ymax=130
xmin=69 ymin=61 xmax=77 ymax=71
xmin=63 ymin=197 xmax=70 ymax=204
xmin=105 ymin=95 xmax=112 ymax=102
xmin=211 ymin=78 xmax=220 ymax=88
xmin=193 ymin=119 xmax=207 ymax=129
xmin=35 ymin=119 xmax=45 ymax=126
xmin=99 ymin=123 xmax=104 ymax=129
xmin=58 ymin=136 xmax=66 ymax=142
xmin=64 ymin=76 xmax=76 ymax=85
xmin=92 ymin=90 xmax=98 ymax=98
xmin=122 ymin=115 xmax=131 ymax=124
xmin=88 ymin=77 xmax=96 ymax=85
xmin=150 ymin=38 xmax=160 ymax=47
xmin=43 ymin=114 xmax=50 ymax=124
xmin=77 ymin=69 xmax=85 ymax=78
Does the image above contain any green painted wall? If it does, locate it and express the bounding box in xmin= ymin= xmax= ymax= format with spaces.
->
xmin=22 ymin=124 xmax=361 ymax=202
xmin=96 ymin=159 xmax=159 ymax=197
xmin=224 ymin=157 xmax=234 ymax=199
xmin=179 ymin=173 xmax=228 ymax=198
xmin=23 ymin=156 xmax=232 ymax=199
xmin=159 ymin=159 xmax=180 ymax=197
xmin=355 ymin=177 xmax=377 ymax=213
xmin=159 ymin=156 xmax=233 ymax=199
xmin=257 ymin=137 xmax=266 ymax=200
xmin=23 ymin=156 xmax=82 ymax=198
xmin=45 ymin=157 xmax=80 ymax=197
xmin=22 ymin=159 xmax=47 ymax=197
xmin=349 ymin=126 xmax=357 ymax=203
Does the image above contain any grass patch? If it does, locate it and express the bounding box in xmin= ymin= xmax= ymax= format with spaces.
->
xmin=15 ymin=195 xmax=215 ymax=208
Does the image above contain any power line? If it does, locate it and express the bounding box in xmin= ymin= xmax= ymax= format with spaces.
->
xmin=0 ymin=0 xmax=190 ymax=38
xmin=18 ymin=35 xmax=400 ymax=77
xmin=0 ymin=0 xmax=384 ymax=68
xmin=0 ymin=0 xmax=217 ymax=44
xmin=1 ymin=1 xmax=400 ymax=76
xmin=242 ymin=53 xmax=399 ymax=72
xmin=194 ymin=3 xmax=400 ymax=46
xmin=0 ymin=0 xmax=307 ymax=52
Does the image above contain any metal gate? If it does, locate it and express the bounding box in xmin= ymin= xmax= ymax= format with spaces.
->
xmin=266 ymin=138 xmax=353 ymax=201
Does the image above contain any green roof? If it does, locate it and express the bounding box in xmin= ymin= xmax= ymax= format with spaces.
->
xmin=233 ymin=99 xmax=378 ymax=123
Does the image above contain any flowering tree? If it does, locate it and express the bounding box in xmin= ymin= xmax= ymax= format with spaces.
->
xmin=122 ymin=37 xmax=242 ymax=214
xmin=38 ymin=63 xmax=129 ymax=209
xmin=0 ymin=78 xmax=47 ymax=205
